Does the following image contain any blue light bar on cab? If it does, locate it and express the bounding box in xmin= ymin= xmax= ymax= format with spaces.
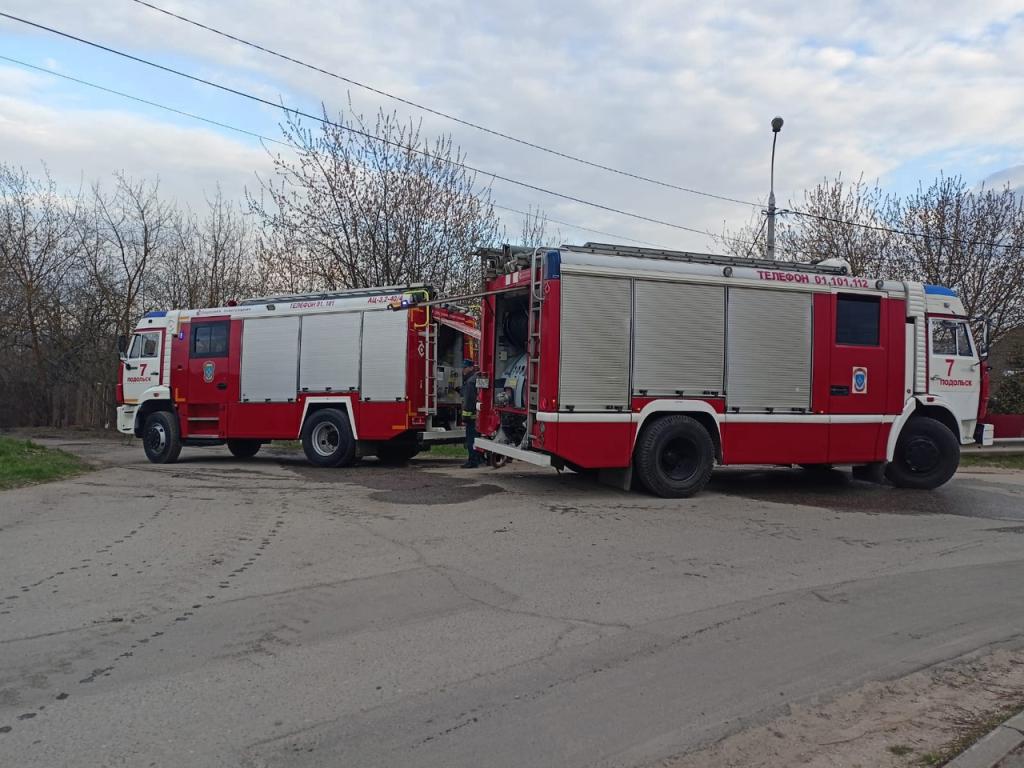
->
xmin=924 ymin=284 xmax=958 ymax=297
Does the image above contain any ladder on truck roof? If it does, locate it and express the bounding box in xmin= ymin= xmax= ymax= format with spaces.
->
xmin=524 ymin=249 xmax=545 ymax=448
xmin=572 ymin=242 xmax=851 ymax=276
xmin=238 ymin=284 xmax=430 ymax=306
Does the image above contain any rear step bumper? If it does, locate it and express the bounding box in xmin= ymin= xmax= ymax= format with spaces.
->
xmin=417 ymin=428 xmax=466 ymax=445
xmin=474 ymin=438 xmax=552 ymax=467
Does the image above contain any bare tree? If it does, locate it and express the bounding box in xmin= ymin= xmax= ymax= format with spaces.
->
xmin=84 ymin=172 xmax=174 ymax=337
xmin=248 ymin=102 xmax=501 ymax=295
xmin=778 ymin=175 xmax=894 ymax=275
xmin=154 ymin=187 xmax=259 ymax=309
xmin=515 ymin=205 xmax=560 ymax=248
xmin=887 ymin=176 xmax=1024 ymax=342
xmin=721 ymin=173 xmax=1024 ymax=343
xmin=0 ymin=164 xmax=82 ymax=423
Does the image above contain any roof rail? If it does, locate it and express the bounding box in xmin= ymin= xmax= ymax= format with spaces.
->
xmin=239 ymin=283 xmax=430 ymax=306
xmin=573 ymin=242 xmax=850 ymax=276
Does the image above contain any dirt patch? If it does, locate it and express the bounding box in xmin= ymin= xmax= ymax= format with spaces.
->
xmin=285 ymin=460 xmax=503 ymax=505
xmin=651 ymin=648 xmax=1024 ymax=768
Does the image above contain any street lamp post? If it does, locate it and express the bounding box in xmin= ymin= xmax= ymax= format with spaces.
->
xmin=766 ymin=116 xmax=784 ymax=260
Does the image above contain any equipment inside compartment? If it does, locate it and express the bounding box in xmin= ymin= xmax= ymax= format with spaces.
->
xmin=435 ymin=322 xmax=466 ymax=407
xmin=493 ymin=292 xmax=530 ymax=410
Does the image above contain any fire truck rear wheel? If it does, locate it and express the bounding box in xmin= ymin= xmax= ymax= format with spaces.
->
xmin=142 ymin=410 xmax=182 ymax=464
xmin=301 ymin=409 xmax=357 ymax=468
xmin=227 ymin=439 xmax=261 ymax=459
xmin=634 ymin=415 xmax=715 ymax=498
xmin=885 ymin=417 xmax=960 ymax=490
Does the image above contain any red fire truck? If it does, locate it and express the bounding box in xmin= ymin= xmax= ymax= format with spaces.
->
xmin=470 ymin=243 xmax=993 ymax=497
xmin=116 ymin=286 xmax=477 ymax=466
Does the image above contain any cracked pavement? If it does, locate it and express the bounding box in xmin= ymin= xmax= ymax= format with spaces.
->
xmin=1 ymin=438 xmax=1023 ymax=767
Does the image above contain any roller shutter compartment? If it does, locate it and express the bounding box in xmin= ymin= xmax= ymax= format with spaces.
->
xmin=633 ymin=280 xmax=725 ymax=396
xmin=299 ymin=312 xmax=362 ymax=393
xmin=240 ymin=316 xmax=300 ymax=402
xmin=559 ymin=273 xmax=631 ymax=411
xmin=726 ymin=288 xmax=812 ymax=411
xmin=361 ymin=309 xmax=408 ymax=401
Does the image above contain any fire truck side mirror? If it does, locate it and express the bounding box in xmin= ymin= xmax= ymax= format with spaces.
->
xmin=117 ymin=334 xmax=128 ymax=357
xmin=971 ymin=315 xmax=991 ymax=359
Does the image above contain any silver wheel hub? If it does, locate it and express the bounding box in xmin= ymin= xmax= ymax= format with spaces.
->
xmin=311 ymin=422 xmax=340 ymax=457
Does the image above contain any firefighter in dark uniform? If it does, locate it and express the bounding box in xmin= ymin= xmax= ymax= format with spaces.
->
xmin=461 ymin=358 xmax=481 ymax=468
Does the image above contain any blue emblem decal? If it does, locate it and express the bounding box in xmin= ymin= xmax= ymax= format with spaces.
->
xmin=203 ymin=361 xmax=216 ymax=383
xmin=852 ymin=366 xmax=868 ymax=394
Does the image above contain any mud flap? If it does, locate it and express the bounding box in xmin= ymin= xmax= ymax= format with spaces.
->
xmin=598 ymin=465 xmax=633 ymax=492
xmin=852 ymin=462 xmax=886 ymax=483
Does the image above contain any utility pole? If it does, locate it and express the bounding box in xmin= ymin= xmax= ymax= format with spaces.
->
xmin=767 ymin=116 xmax=784 ymax=260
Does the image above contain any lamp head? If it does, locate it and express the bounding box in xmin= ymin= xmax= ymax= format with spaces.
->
xmin=771 ymin=116 xmax=784 ymax=133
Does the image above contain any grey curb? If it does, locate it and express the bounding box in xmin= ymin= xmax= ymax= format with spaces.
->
xmin=944 ymin=712 xmax=1024 ymax=768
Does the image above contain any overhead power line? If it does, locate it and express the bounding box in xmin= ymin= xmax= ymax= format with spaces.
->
xmin=491 ymin=204 xmax=667 ymax=248
xmin=0 ymin=53 xmax=664 ymax=249
xmin=128 ymin=0 xmax=760 ymax=210
xmin=779 ymin=209 xmax=1019 ymax=252
xmin=0 ymin=11 xmax=756 ymax=248
xmin=0 ymin=54 xmax=290 ymax=148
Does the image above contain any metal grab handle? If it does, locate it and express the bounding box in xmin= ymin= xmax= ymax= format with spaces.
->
xmin=529 ymin=248 xmax=545 ymax=302
xmin=216 ymin=382 xmax=227 ymax=390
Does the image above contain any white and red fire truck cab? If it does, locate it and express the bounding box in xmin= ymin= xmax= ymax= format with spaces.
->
xmin=474 ymin=243 xmax=993 ymax=497
xmin=116 ymin=286 xmax=478 ymax=466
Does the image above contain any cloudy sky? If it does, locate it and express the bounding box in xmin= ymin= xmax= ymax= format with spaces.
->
xmin=1 ymin=0 xmax=1022 ymax=251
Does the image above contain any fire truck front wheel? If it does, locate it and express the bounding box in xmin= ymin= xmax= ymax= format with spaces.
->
xmin=142 ymin=410 xmax=182 ymax=464
xmin=301 ymin=409 xmax=357 ymax=468
xmin=634 ymin=415 xmax=715 ymax=498
xmin=885 ymin=417 xmax=960 ymax=490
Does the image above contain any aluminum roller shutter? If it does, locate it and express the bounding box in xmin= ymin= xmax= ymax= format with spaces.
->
xmin=559 ymin=273 xmax=631 ymax=411
xmin=633 ymin=281 xmax=725 ymax=396
xmin=299 ymin=312 xmax=361 ymax=393
xmin=726 ymin=288 xmax=812 ymax=411
xmin=240 ymin=316 xmax=300 ymax=402
xmin=361 ymin=310 xmax=408 ymax=401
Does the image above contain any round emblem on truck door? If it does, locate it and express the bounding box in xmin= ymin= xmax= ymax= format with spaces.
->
xmin=203 ymin=361 xmax=216 ymax=383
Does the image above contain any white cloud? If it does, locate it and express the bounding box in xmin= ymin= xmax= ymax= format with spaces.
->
xmin=0 ymin=94 xmax=271 ymax=207
xmin=982 ymin=166 xmax=1024 ymax=192
xmin=1 ymin=0 xmax=1022 ymax=250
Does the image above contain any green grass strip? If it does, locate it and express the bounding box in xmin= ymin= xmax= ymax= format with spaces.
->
xmin=960 ymin=453 xmax=1024 ymax=470
xmin=0 ymin=436 xmax=90 ymax=490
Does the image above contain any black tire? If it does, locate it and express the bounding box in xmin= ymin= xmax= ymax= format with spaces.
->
xmin=376 ymin=442 xmax=419 ymax=465
xmin=227 ymin=439 xmax=261 ymax=459
xmin=634 ymin=415 xmax=715 ymax=498
xmin=142 ymin=410 xmax=182 ymax=464
xmin=301 ymin=408 xmax=356 ymax=468
xmin=885 ymin=417 xmax=960 ymax=490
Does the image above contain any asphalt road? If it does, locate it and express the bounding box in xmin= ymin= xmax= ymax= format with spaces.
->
xmin=2 ymin=438 xmax=1023 ymax=767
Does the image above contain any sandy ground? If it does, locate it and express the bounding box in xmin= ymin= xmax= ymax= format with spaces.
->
xmin=655 ymin=647 xmax=1024 ymax=768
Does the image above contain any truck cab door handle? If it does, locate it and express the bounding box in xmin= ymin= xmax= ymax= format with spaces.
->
xmin=216 ymin=382 xmax=228 ymax=390
xmin=830 ymin=385 xmax=850 ymax=396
